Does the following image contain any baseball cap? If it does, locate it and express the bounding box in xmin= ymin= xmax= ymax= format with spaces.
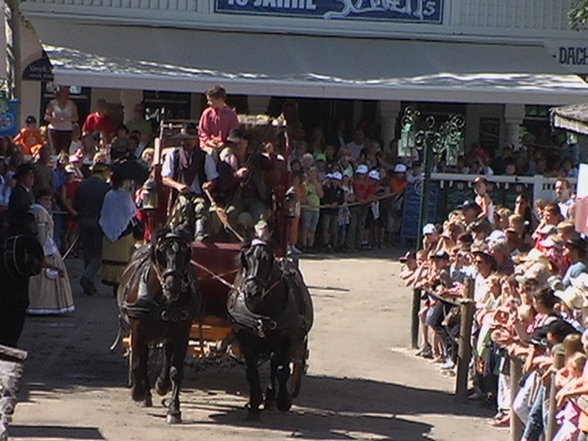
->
xmin=393 ymin=163 xmax=407 ymax=173
xmin=355 ymin=164 xmax=368 ymax=174
xmin=314 ymin=153 xmax=327 ymax=162
xmin=399 ymin=251 xmax=416 ymax=263
xmin=368 ymin=170 xmax=380 ymax=181
xmin=460 ymin=200 xmax=481 ymax=211
xmin=422 ymin=223 xmax=436 ymax=235
xmin=331 ymin=172 xmax=343 ymax=181
xmin=431 ymin=250 xmax=450 ymax=260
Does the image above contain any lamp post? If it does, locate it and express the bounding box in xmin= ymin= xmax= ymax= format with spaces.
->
xmin=399 ymin=108 xmax=465 ymax=249
xmin=399 ymin=107 xmax=465 ymax=349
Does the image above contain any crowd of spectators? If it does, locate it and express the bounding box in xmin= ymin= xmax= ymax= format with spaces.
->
xmin=400 ymin=171 xmax=588 ymax=440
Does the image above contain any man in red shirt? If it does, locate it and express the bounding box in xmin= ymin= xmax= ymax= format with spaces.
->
xmin=198 ymin=85 xmax=240 ymax=152
xmin=82 ymin=99 xmax=116 ymax=141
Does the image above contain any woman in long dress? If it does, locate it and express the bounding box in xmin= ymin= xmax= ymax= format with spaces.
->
xmin=99 ymin=170 xmax=137 ymax=295
xmin=27 ymin=190 xmax=74 ymax=315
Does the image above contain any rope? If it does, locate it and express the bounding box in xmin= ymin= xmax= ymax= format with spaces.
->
xmin=299 ymin=191 xmax=403 ymax=210
xmin=190 ymin=258 xmax=236 ymax=290
xmin=203 ymin=187 xmax=245 ymax=242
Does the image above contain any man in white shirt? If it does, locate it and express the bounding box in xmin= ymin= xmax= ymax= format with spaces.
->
xmin=162 ymin=123 xmax=219 ymax=241
xmin=346 ymin=129 xmax=365 ymax=162
xmin=554 ymin=178 xmax=574 ymax=220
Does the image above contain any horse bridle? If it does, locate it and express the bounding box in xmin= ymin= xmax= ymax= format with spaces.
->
xmin=152 ymin=234 xmax=190 ymax=301
xmin=242 ymin=246 xmax=284 ymax=298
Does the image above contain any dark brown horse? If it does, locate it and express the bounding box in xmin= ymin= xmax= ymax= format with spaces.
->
xmin=227 ymin=239 xmax=313 ymax=420
xmin=117 ymin=231 xmax=200 ymax=424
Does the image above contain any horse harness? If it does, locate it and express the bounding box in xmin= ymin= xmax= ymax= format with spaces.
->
xmin=122 ymin=251 xmax=199 ymax=323
xmin=228 ymin=252 xmax=308 ymax=338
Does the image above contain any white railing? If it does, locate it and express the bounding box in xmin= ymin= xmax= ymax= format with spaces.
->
xmin=431 ymin=172 xmax=577 ymax=204
xmin=22 ymin=0 xmax=197 ymax=11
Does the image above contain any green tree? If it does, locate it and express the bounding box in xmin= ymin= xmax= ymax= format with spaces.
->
xmin=570 ymin=1 xmax=588 ymax=30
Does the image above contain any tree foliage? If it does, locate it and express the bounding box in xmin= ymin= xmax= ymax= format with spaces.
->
xmin=569 ymin=1 xmax=588 ymax=31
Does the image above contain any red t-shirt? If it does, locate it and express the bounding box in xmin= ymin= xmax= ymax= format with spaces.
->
xmin=353 ymin=182 xmax=376 ymax=205
xmin=82 ymin=112 xmax=116 ymax=135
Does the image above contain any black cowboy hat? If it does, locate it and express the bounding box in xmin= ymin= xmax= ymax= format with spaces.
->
xmin=173 ymin=123 xmax=198 ymax=140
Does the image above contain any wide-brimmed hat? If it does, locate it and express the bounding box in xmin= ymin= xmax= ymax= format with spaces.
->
xmin=555 ymin=284 xmax=588 ymax=311
xmin=92 ymin=162 xmax=111 ymax=174
xmin=173 ymin=123 xmax=198 ymax=139
xmin=566 ymin=237 xmax=588 ymax=255
xmin=515 ymin=262 xmax=550 ymax=288
xmin=227 ymin=128 xmax=246 ymax=143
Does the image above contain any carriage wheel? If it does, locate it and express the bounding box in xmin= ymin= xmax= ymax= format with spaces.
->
xmin=290 ymin=337 xmax=309 ymax=398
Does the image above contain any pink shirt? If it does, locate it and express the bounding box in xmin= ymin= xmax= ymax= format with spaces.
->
xmin=198 ymin=105 xmax=239 ymax=147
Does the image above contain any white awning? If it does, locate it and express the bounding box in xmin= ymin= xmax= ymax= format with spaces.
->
xmin=551 ymin=103 xmax=588 ymax=135
xmin=27 ymin=17 xmax=588 ymax=104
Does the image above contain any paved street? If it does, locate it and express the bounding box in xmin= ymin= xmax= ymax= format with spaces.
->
xmin=12 ymin=250 xmax=505 ymax=441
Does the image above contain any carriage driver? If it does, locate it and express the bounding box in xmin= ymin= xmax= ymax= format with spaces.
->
xmin=162 ymin=123 xmax=219 ymax=241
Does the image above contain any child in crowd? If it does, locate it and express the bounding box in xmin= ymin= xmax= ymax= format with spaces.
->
xmin=320 ymin=172 xmax=344 ymax=252
xmin=473 ymin=176 xmax=495 ymax=225
xmin=337 ymin=171 xmax=354 ymax=251
xmin=13 ymin=115 xmax=44 ymax=158
xmin=300 ymin=167 xmax=323 ymax=251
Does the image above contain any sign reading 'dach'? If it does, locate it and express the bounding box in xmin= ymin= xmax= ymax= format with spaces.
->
xmin=215 ymin=0 xmax=443 ymax=23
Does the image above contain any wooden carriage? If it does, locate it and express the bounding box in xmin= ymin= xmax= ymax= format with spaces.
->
xmin=121 ymin=115 xmax=302 ymax=366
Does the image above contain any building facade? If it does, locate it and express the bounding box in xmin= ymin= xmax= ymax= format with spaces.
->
xmin=12 ymin=0 xmax=588 ymax=154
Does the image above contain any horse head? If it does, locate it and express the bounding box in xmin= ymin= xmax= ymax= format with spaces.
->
xmin=152 ymin=231 xmax=191 ymax=302
xmin=239 ymin=241 xmax=276 ymax=309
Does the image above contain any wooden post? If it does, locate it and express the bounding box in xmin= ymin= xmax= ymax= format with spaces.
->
xmin=510 ymin=356 xmax=524 ymax=441
xmin=455 ymin=277 xmax=474 ymax=402
xmin=0 ymin=345 xmax=27 ymax=441
xmin=546 ymin=352 xmax=565 ymax=440
xmin=411 ymin=289 xmax=421 ymax=349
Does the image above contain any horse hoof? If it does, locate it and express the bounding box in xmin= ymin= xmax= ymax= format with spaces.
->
xmin=141 ymin=396 xmax=153 ymax=408
xmin=277 ymin=394 xmax=292 ymax=412
xmin=155 ymin=380 xmax=171 ymax=396
xmin=166 ymin=412 xmax=182 ymax=424
xmin=264 ymin=388 xmax=276 ymax=410
xmin=246 ymin=405 xmax=261 ymax=422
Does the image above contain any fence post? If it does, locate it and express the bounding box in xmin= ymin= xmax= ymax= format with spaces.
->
xmin=411 ymin=289 xmax=421 ymax=349
xmin=455 ymin=277 xmax=474 ymax=402
xmin=546 ymin=352 xmax=565 ymax=441
xmin=0 ymin=345 xmax=27 ymax=441
xmin=510 ymin=356 xmax=524 ymax=441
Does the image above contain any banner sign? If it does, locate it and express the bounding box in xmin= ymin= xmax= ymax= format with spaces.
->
xmin=22 ymin=54 xmax=53 ymax=82
xmin=215 ymin=0 xmax=443 ymax=23
xmin=0 ymin=99 xmax=19 ymax=137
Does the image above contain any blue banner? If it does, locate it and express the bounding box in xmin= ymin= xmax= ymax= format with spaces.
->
xmin=0 ymin=100 xmax=18 ymax=137
xmin=215 ymin=0 xmax=443 ymax=23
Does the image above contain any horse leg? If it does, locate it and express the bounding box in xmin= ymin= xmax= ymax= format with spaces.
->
xmin=155 ymin=342 xmax=172 ymax=396
xmin=244 ymin=349 xmax=263 ymax=421
xmin=276 ymin=342 xmax=293 ymax=412
xmin=166 ymin=331 xmax=189 ymax=424
xmin=131 ymin=337 xmax=152 ymax=407
xmin=264 ymin=352 xmax=278 ymax=410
